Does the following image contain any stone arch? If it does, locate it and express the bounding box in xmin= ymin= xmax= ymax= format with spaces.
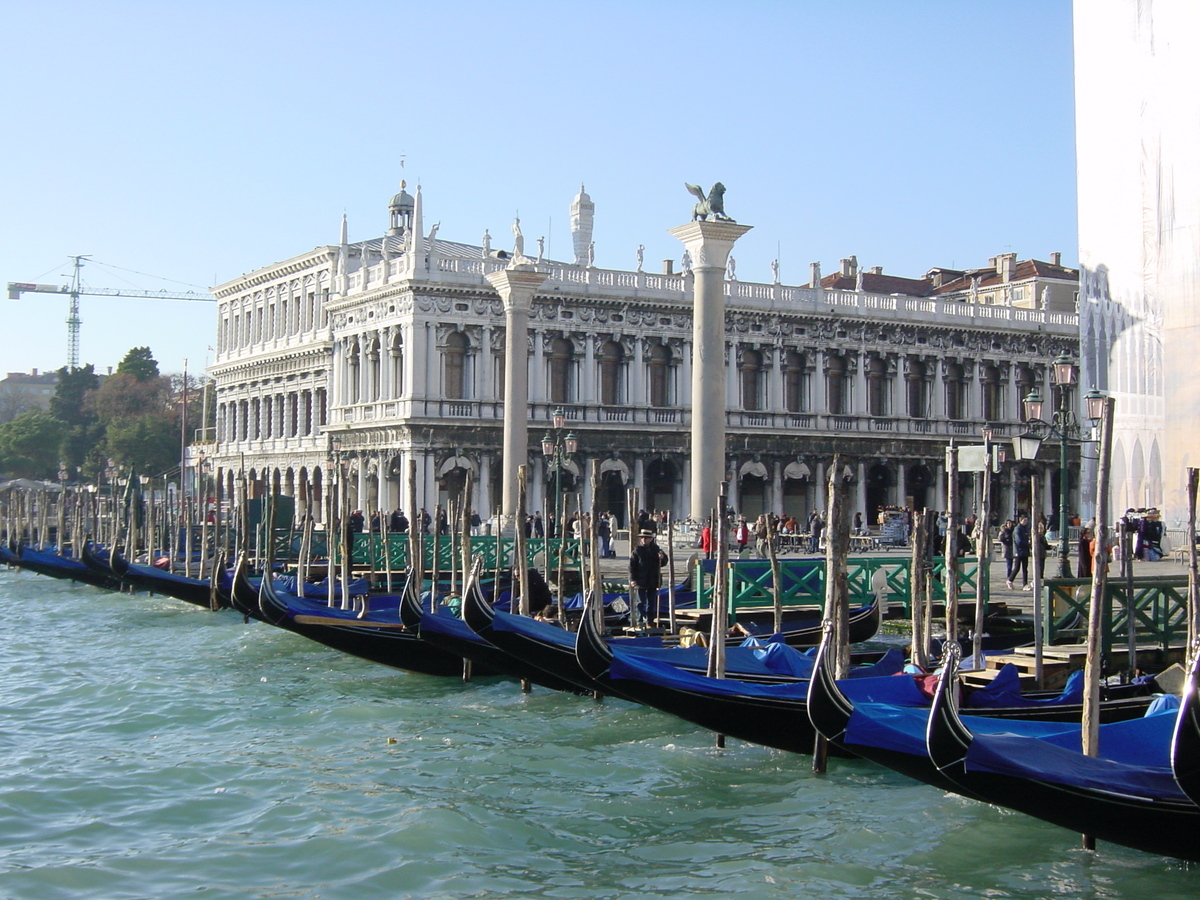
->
xmin=865 ymin=462 xmax=893 ymax=523
xmin=645 ymin=457 xmax=679 ymax=516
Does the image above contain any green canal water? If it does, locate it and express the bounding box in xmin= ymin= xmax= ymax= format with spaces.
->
xmin=0 ymin=566 xmax=1196 ymax=899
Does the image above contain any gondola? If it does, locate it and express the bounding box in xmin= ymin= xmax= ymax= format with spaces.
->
xmin=926 ymin=646 xmax=1200 ymax=862
xmin=256 ymin=566 xmax=481 ymax=677
xmin=1172 ymin=649 xmax=1200 ymax=806
xmin=400 ymin=563 xmax=586 ymax=693
xmin=17 ymin=543 xmax=121 ymax=590
xmin=805 ymin=625 xmax=1161 ymax=792
xmin=222 ymin=553 xmax=265 ymax=621
xmin=463 ymin=570 xmax=882 ymax=698
xmin=104 ymin=548 xmax=222 ymax=609
xmin=461 ymin=571 xmax=609 ymax=694
xmin=575 ymin=598 xmax=905 ymax=754
xmin=664 ymin=592 xmax=882 ymax=648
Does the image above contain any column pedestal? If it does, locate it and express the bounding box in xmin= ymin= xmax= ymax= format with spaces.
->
xmin=668 ymin=219 xmax=753 ymax=520
xmin=486 ymin=265 xmax=549 ymax=532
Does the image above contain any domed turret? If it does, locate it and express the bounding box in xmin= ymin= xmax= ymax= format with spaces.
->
xmin=389 ymin=181 xmax=415 ymax=236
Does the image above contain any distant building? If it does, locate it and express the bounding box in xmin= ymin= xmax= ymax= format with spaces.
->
xmin=207 ymin=184 xmax=1079 ymax=527
xmin=1075 ymin=1 xmax=1198 ymax=525
xmin=0 ymin=369 xmax=58 ymax=423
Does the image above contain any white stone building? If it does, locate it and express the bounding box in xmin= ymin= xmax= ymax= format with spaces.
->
xmin=205 ymin=184 xmax=1080 ymax=528
xmin=1074 ymin=0 xmax=1199 ymax=525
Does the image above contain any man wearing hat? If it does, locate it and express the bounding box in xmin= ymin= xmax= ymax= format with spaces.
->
xmin=630 ymin=528 xmax=668 ymax=626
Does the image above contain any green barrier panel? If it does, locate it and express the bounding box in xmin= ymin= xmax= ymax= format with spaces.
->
xmin=269 ymin=530 xmax=581 ymax=573
xmin=697 ymin=556 xmax=988 ymax=615
xmin=1044 ymin=576 xmax=1189 ymax=654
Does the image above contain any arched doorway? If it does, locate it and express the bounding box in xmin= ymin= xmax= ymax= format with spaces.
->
xmin=644 ymin=458 xmax=678 ymax=516
xmin=865 ymin=463 xmax=893 ymax=523
xmin=782 ymin=459 xmax=812 ymax=519
xmin=599 ymin=470 xmax=628 ymax=527
xmin=906 ymin=464 xmax=933 ymax=511
xmin=1012 ymin=464 xmax=1038 ymax=519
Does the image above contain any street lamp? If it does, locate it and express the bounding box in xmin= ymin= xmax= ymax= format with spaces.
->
xmin=1013 ymin=357 xmax=1105 ymax=577
xmin=540 ymin=407 xmax=577 ymax=541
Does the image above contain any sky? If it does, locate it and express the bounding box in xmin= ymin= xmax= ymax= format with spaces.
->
xmin=0 ymin=0 xmax=1078 ymax=379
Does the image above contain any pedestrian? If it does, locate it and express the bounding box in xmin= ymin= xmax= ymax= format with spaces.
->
xmin=809 ymin=512 xmax=824 ymax=554
xmin=598 ymin=513 xmax=612 ymax=558
xmin=734 ymin=517 xmax=750 ymax=556
xmin=470 ymin=509 xmax=482 ymax=535
xmin=754 ymin=515 xmax=770 ymax=558
xmin=630 ymin=528 xmax=667 ymax=626
xmin=1013 ymin=515 xmax=1032 ymax=589
xmin=999 ymin=519 xmax=1016 ymax=589
xmin=533 ymin=511 xmax=545 ymax=538
xmin=700 ymin=518 xmax=713 ymax=558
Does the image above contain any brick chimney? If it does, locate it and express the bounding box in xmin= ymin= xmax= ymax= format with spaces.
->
xmin=1050 ymin=251 xmax=1062 ymax=266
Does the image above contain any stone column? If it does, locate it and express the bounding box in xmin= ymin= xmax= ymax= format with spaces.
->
xmin=486 ymin=265 xmax=549 ymax=526
xmin=670 ymin=219 xmax=752 ymax=519
xmin=856 ymin=462 xmax=868 ymax=519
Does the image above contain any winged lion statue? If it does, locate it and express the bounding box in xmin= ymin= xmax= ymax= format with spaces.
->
xmin=685 ymin=182 xmax=734 ymax=222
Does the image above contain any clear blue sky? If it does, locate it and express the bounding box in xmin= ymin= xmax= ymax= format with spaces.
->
xmin=0 ymin=0 xmax=1077 ymax=379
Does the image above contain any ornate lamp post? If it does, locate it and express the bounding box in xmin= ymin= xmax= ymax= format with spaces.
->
xmin=1014 ymin=356 xmax=1106 ymax=577
xmin=540 ymin=407 xmax=578 ymax=541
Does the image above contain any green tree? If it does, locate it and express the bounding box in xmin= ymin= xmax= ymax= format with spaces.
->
xmin=51 ymin=364 xmax=102 ymax=473
xmin=0 ymin=411 xmax=68 ymax=479
xmin=115 ymin=347 xmax=160 ymax=382
xmin=104 ymin=414 xmax=179 ymax=475
xmin=50 ymin=364 xmax=99 ymax=424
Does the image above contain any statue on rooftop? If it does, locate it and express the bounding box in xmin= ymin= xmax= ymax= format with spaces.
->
xmin=537 ymin=236 xmax=545 ymax=264
xmin=681 ymin=249 xmax=692 ymax=275
xmin=636 ymin=244 xmax=644 ymax=272
xmin=685 ymin=182 xmax=734 ymax=222
xmin=512 ymin=218 xmax=525 ymax=259
xmin=482 ymin=229 xmax=491 ymax=257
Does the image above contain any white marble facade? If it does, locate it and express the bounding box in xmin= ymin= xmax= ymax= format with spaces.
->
xmin=206 ymin=186 xmax=1080 ymax=528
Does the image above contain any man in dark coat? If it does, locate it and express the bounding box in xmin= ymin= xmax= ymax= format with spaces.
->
xmin=630 ymin=528 xmax=667 ymax=625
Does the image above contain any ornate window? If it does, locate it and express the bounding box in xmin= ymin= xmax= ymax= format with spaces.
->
xmin=945 ymin=362 xmax=965 ymax=420
xmin=827 ymin=354 xmax=848 ymax=415
xmin=389 ymin=331 xmax=404 ymax=399
xmin=981 ymin=364 xmax=1001 ymax=421
xmin=599 ymin=340 xmax=625 ymax=405
xmin=867 ymin=356 xmax=889 ymax=417
xmin=649 ymin=342 xmax=673 ymax=407
xmin=548 ymin=337 xmax=574 ymax=404
xmin=740 ymin=348 xmax=763 ymax=411
xmin=906 ymin=359 xmax=927 ymax=418
xmin=444 ymin=331 xmax=470 ymax=400
xmin=1015 ymin=366 xmax=1036 ymax=422
xmin=784 ymin=350 xmax=805 ymax=412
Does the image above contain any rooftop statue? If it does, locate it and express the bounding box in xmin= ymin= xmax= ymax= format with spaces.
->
xmin=685 ymin=182 xmax=734 ymax=222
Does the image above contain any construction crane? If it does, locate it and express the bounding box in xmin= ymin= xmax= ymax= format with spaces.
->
xmin=7 ymin=255 xmax=215 ymax=369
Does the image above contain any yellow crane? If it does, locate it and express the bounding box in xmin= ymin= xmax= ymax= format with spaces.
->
xmin=7 ymin=255 xmax=215 ymax=369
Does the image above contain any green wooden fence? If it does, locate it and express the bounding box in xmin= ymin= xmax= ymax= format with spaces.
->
xmin=696 ymin=556 xmax=988 ymax=615
xmin=1043 ymin=575 xmax=1189 ymax=653
xmin=267 ymin=530 xmax=582 ymax=572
